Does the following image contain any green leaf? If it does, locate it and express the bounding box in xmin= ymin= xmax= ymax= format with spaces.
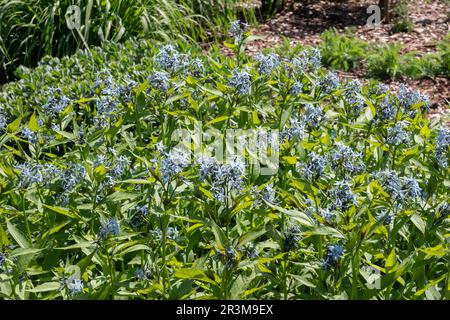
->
xmin=410 ymin=214 xmax=426 ymax=234
xmin=43 ymin=204 xmax=81 ymax=219
xmin=266 ymin=203 xmax=315 ymax=228
xmin=209 ymin=220 xmax=227 ymax=250
xmin=28 ymin=113 xmax=39 ymax=131
xmin=11 ymin=247 xmax=44 ymax=257
xmin=174 ymin=268 xmax=217 ymax=285
xmin=28 ymin=282 xmax=61 ymax=293
xmin=238 ymin=228 xmax=267 ymax=247
xmin=6 ymin=220 xmax=29 ymax=248
xmin=7 ymin=117 xmax=21 ymax=133
xmin=385 ymin=248 xmax=396 ymax=272
xmin=205 ymin=116 xmax=228 ymax=127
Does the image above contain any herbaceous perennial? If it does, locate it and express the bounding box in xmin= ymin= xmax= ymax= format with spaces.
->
xmin=0 ymin=23 xmax=447 ymax=300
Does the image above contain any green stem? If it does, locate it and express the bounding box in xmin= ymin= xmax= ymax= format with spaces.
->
xmin=21 ymin=193 xmax=32 ymax=242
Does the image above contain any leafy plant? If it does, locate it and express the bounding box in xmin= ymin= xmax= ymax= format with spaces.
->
xmin=319 ymin=28 xmax=368 ymax=72
xmin=390 ymin=0 xmax=414 ymax=33
xmin=0 ymin=27 xmax=448 ymax=300
xmin=367 ymin=44 xmax=402 ymax=80
xmin=0 ymin=0 xmax=257 ymax=84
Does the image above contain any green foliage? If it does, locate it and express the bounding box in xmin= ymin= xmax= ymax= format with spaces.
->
xmin=367 ymin=44 xmax=402 ymax=80
xmin=0 ymin=32 xmax=448 ymax=300
xmin=0 ymin=0 xmax=255 ymax=83
xmin=319 ymin=28 xmax=368 ymax=72
xmin=317 ymin=29 xmax=450 ymax=81
xmin=390 ymin=0 xmax=414 ymax=34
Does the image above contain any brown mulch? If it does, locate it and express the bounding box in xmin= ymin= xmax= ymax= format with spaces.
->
xmin=219 ymin=0 xmax=450 ymax=123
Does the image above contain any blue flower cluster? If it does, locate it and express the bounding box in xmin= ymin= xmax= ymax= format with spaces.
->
xmin=229 ymin=67 xmax=251 ymax=95
xmin=343 ymin=79 xmax=365 ymax=118
xmin=318 ymin=72 xmax=340 ymax=94
xmin=329 ymin=180 xmax=357 ymax=211
xmin=329 ymin=142 xmax=365 ymax=176
xmin=292 ymin=48 xmax=322 ymax=73
xmin=300 ymin=151 xmax=327 ymax=181
xmin=254 ymin=53 xmax=280 ymax=75
xmin=196 ymin=155 xmax=246 ymax=202
xmin=387 ymin=121 xmax=410 ymax=146
xmin=435 ymin=128 xmax=450 ymax=169
xmin=283 ymin=226 xmax=301 ymax=252
xmin=375 ymin=211 xmax=394 ymax=225
xmin=99 ymin=218 xmax=120 ymax=240
xmin=159 ymin=148 xmax=190 ymax=183
xmin=304 ymin=104 xmax=325 ymax=127
xmin=375 ymin=170 xmax=422 ymax=205
xmin=229 ymin=20 xmax=248 ymax=42
xmin=281 ymin=117 xmax=305 ymax=142
xmin=0 ymin=252 xmax=5 ymax=268
xmin=41 ymin=88 xmax=70 ymax=116
xmin=0 ymin=107 xmax=7 ymax=131
xmin=397 ymin=84 xmax=430 ymax=118
xmin=322 ymin=244 xmax=345 ymax=269
xmin=148 ymin=71 xmax=171 ymax=92
xmin=152 ymin=226 xmax=179 ymax=242
xmin=66 ymin=277 xmax=84 ymax=295
xmin=135 ymin=267 xmax=152 ymax=281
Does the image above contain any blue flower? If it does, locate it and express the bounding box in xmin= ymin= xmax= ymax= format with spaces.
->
xmin=229 ymin=20 xmax=248 ymax=42
xmin=41 ymin=88 xmax=71 ymax=116
xmin=303 ymin=104 xmax=325 ymax=127
xmin=152 ymin=226 xmax=179 ymax=242
xmin=0 ymin=107 xmax=7 ymax=131
xmin=300 ymin=151 xmax=327 ymax=181
xmin=322 ymin=244 xmax=345 ymax=268
xmin=240 ymin=244 xmax=259 ymax=259
xmin=212 ymin=157 xmax=246 ymax=201
xmin=435 ymin=128 xmax=450 ymax=169
xmin=0 ymin=252 xmax=6 ymax=268
xmin=135 ymin=267 xmax=151 ymax=281
xmin=376 ymin=96 xmax=396 ymax=120
xmin=318 ymin=72 xmax=339 ymax=94
xmin=330 ymin=180 xmax=357 ymax=211
xmin=397 ymin=84 xmax=430 ymax=118
xmin=320 ymin=208 xmax=335 ymax=223
xmin=375 ymin=211 xmax=394 ymax=225
xmin=148 ymin=71 xmax=171 ymax=92
xmin=160 ymin=148 xmax=190 ymax=183
xmin=343 ymin=80 xmax=365 ymax=118
xmin=329 ymin=142 xmax=365 ymax=176
xmin=387 ymin=121 xmax=410 ymax=146
xmin=290 ymin=81 xmax=303 ymax=95
xmin=61 ymin=162 xmax=86 ymax=192
xmin=99 ymin=218 xmax=120 ymax=240
xmin=437 ymin=202 xmax=450 ymax=217
xmin=22 ymin=127 xmax=39 ymax=144
xmin=292 ymin=48 xmax=321 ymax=72
xmin=254 ymin=53 xmax=280 ymax=75
xmin=283 ymin=226 xmax=301 ymax=252
xmin=155 ymin=44 xmax=183 ymax=71
xmin=229 ymin=68 xmax=251 ymax=95
xmin=67 ymin=277 xmax=83 ymax=295
xmin=281 ymin=117 xmax=305 ymax=142
xmin=374 ymin=171 xmax=422 ymax=204
xmin=400 ymin=175 xmax=422 ymax=199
